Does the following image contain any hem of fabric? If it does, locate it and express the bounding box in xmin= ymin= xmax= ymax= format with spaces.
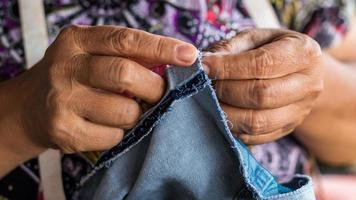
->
xmin=78 ymin=53 xmax=207 ymax=187
xmin=76 ymin=51 xmax=315 ymax=200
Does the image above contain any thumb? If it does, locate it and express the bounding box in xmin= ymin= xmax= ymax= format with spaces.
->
xmin=205 ymin=28 xmax=285 ymax=54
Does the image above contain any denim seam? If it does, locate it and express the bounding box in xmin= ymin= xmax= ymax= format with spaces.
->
xmin=203 ymin=75 xmax=314 ymax=200
xmin=264 ymin=175 xmax=314 ymax=200
xmin=77 ymin=52 xmax=314 ymax=199
xmin=79 ymin=69 xmax=208 ymax=186
xmin=203 ymin=81 xmax=263 ymax=199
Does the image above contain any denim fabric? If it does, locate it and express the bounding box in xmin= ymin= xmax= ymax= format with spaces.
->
xmin=76 ymin=56 xmax=316 ymax=200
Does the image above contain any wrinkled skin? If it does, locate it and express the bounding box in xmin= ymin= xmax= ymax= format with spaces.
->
xmin=0 ymin=26 xmax=324 ymax=177
xmin=0 ymin=25 xmax=197 ymax=155
xmin=203 ymin=29 xmax=323 ymax=145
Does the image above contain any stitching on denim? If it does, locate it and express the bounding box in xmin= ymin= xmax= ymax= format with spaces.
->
xmin=76 ymin=51 xmax=314 ymax=200
xmin=95 ymin=71 xmax=207 ymax=167
xmin=201 ymin=75 xmax=314 ymax=199
xmin=203 ymin=81 xmax=264 ymax=199
xmin=264 ymin=175 xmax=315 ymax=200
xmin=78 ymin=53 xmax=207 ymax=187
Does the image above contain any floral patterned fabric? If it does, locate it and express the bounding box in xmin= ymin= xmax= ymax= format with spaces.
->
xmin=0 ymin=0 xmax=353 ymax=199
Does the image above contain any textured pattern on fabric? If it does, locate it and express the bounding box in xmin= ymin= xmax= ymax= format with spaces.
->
xmin=270 ymin=0 xmax=353 ymax=48
xmin=81 ymin=67 xmax=208 ymax=183
xmin=77 ymin=57 xmax=315 ymax=200
xmin=0 ymin=0 xmax=352 ymax=199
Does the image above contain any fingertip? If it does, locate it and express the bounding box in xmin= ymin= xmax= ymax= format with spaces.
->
xmin=235 ymin=133 xmax=252 ymax=145
xmin=114 ymin=129 xmax=125 ymax=142
xmin=105 ymin=129 xmax=125 ymax=149
xmin=175 ymin=43 xmax=198 ymax=65
xmin=146 ymin=75 xmax=166 ymax=104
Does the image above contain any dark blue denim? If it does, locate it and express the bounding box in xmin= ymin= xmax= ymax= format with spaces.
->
xmin=76 ymin=56 xmax=315 ymax=200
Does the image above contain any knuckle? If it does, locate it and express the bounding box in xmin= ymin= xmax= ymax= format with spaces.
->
xmin=305 ymin=72 xmax=324 ymax=98
xmin=46 ymin=92 xmax=75 ymax=129
xmin=300 ymin=34 xmax=322 ymax=58
xmin=282 ymin=123 xmax=296 ymax=133
xmin=239 ymin=134 xmax=251 ymax=144
xmin=153 ymin=37 xmax=165 ymax=60
xmin=56 ymin=25 xmax=81 ymax=43
xmin=290 ymin=32 xmax=322 ymax=59
xmin=45 ymin=91 xmax=84 ymax=152
xmin=313 ymin=79 xmax=324 ymax=93
xmin=46 ymin=90 xmax=66 ymax=112
xmin=46 ymin=88 xmax=74 ymax=114
xmin=51 ymin=25 xmax=85 ymax=56
xmin=243 ymin=110 xmax=267 ymax=135
xmin=111 ymin=28 xmax=135 ymax=53
xmin=70 ymin=54 xmax=87 ymax=78
xmin=308 ymin=38 xmax=322 ymax=58
xmin=57 ymin=26 xmax=72 ymax=41
xmin=87 ymin=56 xmax=110 ymax=87
xmin=62 ymin=124 xmax=86 ymax=153
xmin=47 ymin=117 xmax=70 ymax=148
xmin=47 ymin=55 xmax=73 ymax=81
xmin=309 ymin=79 xmax=324 ymax=99
xmin=221 ymin=56 xmax=232 ymax=78
xmin=114 ymin=60 xmax=135 ymax=92
xmin=60 ymin=25 xmax=75 ymax=35
xmin=236 ymin=28 xmax=258 ymax=45
xmin=120 ymin=101 xmax=141 ymax=128
xmin=250 ymin=80 xmax=272 ymax=108
xmin=252 ymin=48 xmax=274 ymax=77
xmin=214 ymin=81 xmax=225 ymax=99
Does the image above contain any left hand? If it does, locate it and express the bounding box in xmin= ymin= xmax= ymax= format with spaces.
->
xmin=203 ymin=29 xmax=323 ymax=145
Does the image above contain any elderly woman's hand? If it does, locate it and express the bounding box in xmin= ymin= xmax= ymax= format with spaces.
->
xmin=4 ymin=25 xmax=196 ymax=154
xmin=203 ymin=29 xmax=323 ymax=145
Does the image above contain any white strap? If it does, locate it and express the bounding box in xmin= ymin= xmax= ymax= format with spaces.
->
xmin=18 ymin=0 xmax=49 ymax=68
xmin=242 ymin=0 xmax=281 ymax=28
xmin=16 ymin=1 xmax=278 ymax=200
xmin=38 ymin=150 xmax=66 ymax=200
xmin=18 ymin=1 xmax=66 ymax=200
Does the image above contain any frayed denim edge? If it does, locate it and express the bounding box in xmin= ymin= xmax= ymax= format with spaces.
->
xmin=202 ymin=75 xmax=314 ymax=200
xmin=264 ymin=175 xmax=315 ymax=200
xmin=78 ymin=71 xmax=208 ymax=187
xmin=76 ymin=50 xmax=314 ymax=200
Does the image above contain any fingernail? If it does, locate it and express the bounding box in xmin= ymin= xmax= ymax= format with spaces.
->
xmin=202 ymin=63 xmax=210 ymax=74
xmin=176 ymin=44 xmax=197 ymax=63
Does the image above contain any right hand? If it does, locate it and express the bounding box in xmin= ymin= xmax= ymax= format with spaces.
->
xmin=6 ymin=25 xmax=197 ymax=154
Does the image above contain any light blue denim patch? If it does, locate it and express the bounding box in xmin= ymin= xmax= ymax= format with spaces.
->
xmin=75 ymin=54 xmax=315 ymax=200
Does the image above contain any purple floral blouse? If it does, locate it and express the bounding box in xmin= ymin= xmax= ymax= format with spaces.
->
xmin=0 ymin=0 xmax=353 ymax=199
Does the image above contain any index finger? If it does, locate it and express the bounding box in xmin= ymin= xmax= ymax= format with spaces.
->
xmin=203 ymin=32 xmax=322 ymax=80
xmin=66 ymin=25 xmax=198 ymax=66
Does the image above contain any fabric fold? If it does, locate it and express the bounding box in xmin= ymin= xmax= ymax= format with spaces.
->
xmin=76 ymin=54 xmax=315 ymax=200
